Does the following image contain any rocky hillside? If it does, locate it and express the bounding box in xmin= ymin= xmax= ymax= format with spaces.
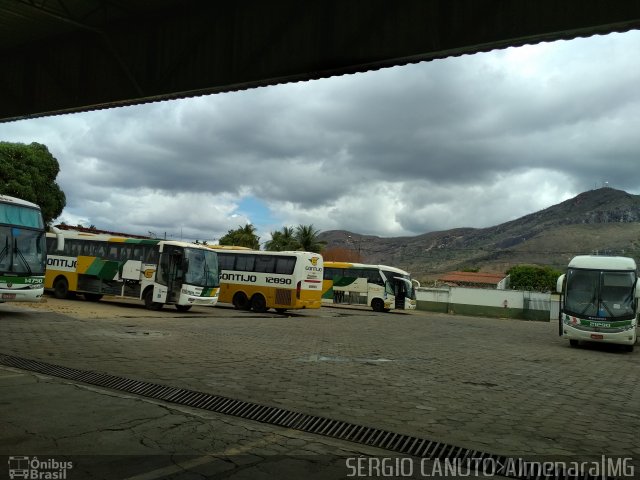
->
xmin=318 ymin=188 xmax=640 ymax=283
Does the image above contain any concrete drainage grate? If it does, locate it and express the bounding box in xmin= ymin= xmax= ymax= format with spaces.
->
xmin=0 ymin=353 xmax=616 ymax=480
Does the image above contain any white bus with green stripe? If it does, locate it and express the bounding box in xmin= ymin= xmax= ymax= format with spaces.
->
xmin=0 ymin=195 xmax=46 ymax=303
xmin=556 ymin=255 xmax=639 ymax=352
xmin=322 ymin=261 xmax=418 ymax=312
xmin=45 ymin=230 xmax=219 ymax=311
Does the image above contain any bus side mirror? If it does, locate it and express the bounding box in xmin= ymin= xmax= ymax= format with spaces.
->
xmin=556 ymin=274 xmax=565 ymax=293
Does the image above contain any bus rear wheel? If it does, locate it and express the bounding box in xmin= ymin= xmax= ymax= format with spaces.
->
xmin=232 ymin=292 xmax=250 ymax=310
xmin=371 ymin=298 xmax=385 ymax=312
xmin=143 ymin=289 xmax=163 ymax=311
xmin=53 ymin=277 xmax=69 ymax=299
xmin=275 ymin=308 xmax=288 ymax=314
xmin=251 ymin=294 xmax=268 ymax=313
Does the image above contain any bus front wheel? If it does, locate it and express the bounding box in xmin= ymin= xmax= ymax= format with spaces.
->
xmin=53 ymin=277 xmax=69 ymax=299
xmin=143 ymin=289 xmax=163 ymax=311
xmin=251 ymin=294 xmax=268 ymax=313
xmin=84 ymin=293 xmax=103 ymax=302
xmin=569 ymin=339 xmax=579 ymax=348
xmin=371 ymin=298 xmax=385 ymax=312
xmin=175 ymin=304 xmax=192 ymax=312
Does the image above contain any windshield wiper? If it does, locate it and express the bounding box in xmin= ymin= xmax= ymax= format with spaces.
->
xmin=0 ymin=237 xmax=8 ymax=267
xmin=579 ymin=298 xmax=597 ymax=316
xmin=14 ymin=239 xmax=32 ymax=275
xmin=599 ymin=301 xmax=614 ymax=317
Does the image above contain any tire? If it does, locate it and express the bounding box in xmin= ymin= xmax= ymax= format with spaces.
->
xmin=251 ymin=294 xmax=268 ymax=313
xmin=275 ymin=308 xmax=288 ymax=314
xmin=624 ymin=344 xmax=634 ymax=352
xmin=569 ymin=339 xmax=579 ymax=348
xmin=232 ymin=292 xmax=250 ymax=310
xmin=84 ymin=293 xmax=103 ymax=302
xmin=143 ymin=289 xmax=163 ymax=311
xmin=53 ymin=277 xmax=69 ymax=299
xmin=371 ymin=298 xmax=385 ymax=312
xmin=175 ymin=304 xmax=192 ymax=312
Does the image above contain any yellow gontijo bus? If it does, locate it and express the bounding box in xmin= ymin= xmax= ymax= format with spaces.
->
xmin=209 ymin=247 xmax=323 ymax=313
xmin=45 ymin=230 xmax=219 ymax=311
xmin=322 ymin=261 xmax=418 ymax=312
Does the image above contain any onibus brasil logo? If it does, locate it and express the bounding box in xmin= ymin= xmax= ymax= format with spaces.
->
xmin=7 ymin=456 xmax=73 ymax=479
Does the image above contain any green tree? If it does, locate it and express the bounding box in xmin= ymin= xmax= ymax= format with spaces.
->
xmin=265 ymin=226 xmax=297 ymax=251
xmin=0 ymin=141 xmax=66 ymax=224
xmin=219 ymin=224 xmax=260 ymax=249
xmin=507 ymin=265 xmax=562 ymax=292
xmin=294 ymin=224 xmax=326 ymax=253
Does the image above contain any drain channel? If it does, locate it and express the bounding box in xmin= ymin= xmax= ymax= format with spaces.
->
xmin=0 ymin=353 xmax=615 ymax=480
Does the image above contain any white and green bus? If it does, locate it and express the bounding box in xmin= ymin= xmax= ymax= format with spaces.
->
xmin=322 ymin=261 xmax=418 ymax=312
xmin=45 ymin=230 xmax=220 ymax=311
xmin=0 ymin=195 xmax=46 ymax=303
xmin=556 ymin=255 xmax=639 ymax=352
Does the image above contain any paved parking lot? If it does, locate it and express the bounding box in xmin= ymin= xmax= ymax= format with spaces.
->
xmin=1 ymin=297 xmax=639 ymax=478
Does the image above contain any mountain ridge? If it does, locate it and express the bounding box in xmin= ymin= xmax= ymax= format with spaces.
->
xmin=318 ymin=188 xmax=640 ymax=282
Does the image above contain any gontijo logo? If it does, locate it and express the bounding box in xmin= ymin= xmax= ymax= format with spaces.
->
xmin=306 ymin=256 xmax=322 ymax=273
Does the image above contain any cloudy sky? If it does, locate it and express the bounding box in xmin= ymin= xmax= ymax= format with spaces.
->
xmin=2 ymin=30 xmax=640 ymax=245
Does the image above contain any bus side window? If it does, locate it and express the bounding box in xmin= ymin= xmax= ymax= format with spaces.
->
xmin=324 ymin=268 xmax=343 ymax=280
xmin=368 ymin=270 xmax=384 ymax=285
xmin=68 ymin=240 xmax=80 ymax=257
xmin=255 ymin=255 xmax=276 ymax=273
xmin=236 ymin=254 xmax=255 ymax=272
xmin=275 ymin=256 xmax=295 ymax=275
xmin=218 ymin=253 xmax=235 ymax=270
xmin=96 ymin=242 xmax=107 ymax=258
xmin=108 ymin=244 xmax=120 ymax=261
xmin=46 ymin=236 xmax=56 ymax=254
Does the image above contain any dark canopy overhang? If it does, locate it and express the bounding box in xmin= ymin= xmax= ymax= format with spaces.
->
xmin=1 ymin=0 xmax=640 ymax=122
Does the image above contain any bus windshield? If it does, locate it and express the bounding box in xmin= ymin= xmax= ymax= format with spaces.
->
xmin=0 ymin=204 xmax=44 ymax=229
xmin=565 ymin=268 xmax=636 ymax=318
xmin=0 ymin=226 xmax=46 ymax=276
xmin=184 ymin=247 xmax=219 ymax=288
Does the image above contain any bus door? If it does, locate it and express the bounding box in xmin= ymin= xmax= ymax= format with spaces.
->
xmin=393 ymin=278 xmax=406 ymax=309
xmin=157 ymin=246 xmax=185 ymax=304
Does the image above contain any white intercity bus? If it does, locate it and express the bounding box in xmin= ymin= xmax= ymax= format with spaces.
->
xmin=556 ymin=255 xmax=639 ymax=351
xmin=0 ymin=195 xmax=46 ymax=303
xmin=210 ymin=247 xmax=324 ymax=313
xmin=322 ymin=261 xmax=418 ymax=312
xmin=45 ymin=230 xmax=220 ymax=311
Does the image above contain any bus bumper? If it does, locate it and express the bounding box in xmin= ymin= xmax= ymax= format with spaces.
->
xmin=562 ymin=325 xmax=637 ymax=346
xmin=0 ymin=288 xmax=44 ymax=302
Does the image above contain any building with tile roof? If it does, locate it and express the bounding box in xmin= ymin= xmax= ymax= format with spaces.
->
xmin=437 ymin=272 xmax=509 ymax=290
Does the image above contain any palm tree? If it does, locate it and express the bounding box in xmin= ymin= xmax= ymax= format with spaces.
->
xmin=265 ymin=226 xmax=297 ymax=251
xmin=294 ymin=224 xmax=326 ymax=253
xmin=219 ymin=224 xmax=260 ymax=249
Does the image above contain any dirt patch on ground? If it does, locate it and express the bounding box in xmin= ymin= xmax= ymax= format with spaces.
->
xmin=10 ymin=295 xmax=215 ymax=319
